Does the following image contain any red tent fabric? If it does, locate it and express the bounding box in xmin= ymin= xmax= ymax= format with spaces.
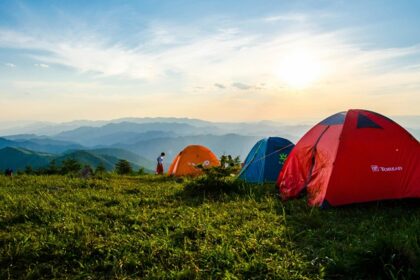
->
xmin=277 ymin=109 xmax=420 ymax=207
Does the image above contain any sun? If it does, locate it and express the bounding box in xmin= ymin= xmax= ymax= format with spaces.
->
xmin=276 ymin=49 xmax=325 ymax=89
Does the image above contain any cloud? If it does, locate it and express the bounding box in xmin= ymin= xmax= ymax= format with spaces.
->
xmin=4 ymin=63 xmax=16 ymax=68
xmin=2 ymin=25 xmax=420 ymax=89
xmin=230 ymin=82 xmax=265 ymax=91
xmin=264 ymin=13 xmax=307 ymax=22
xmin=214 ymin=83 xmax=225 ymax=89
xmin=1 ymin=19 xmax=420 ymax=119
xmin=232 ymin=82 xmax=252 ymax=90
xmin=2 ymin=26 xmax=420 ymax=93
xmin=34 ymin=63 xmax=49 ymax=68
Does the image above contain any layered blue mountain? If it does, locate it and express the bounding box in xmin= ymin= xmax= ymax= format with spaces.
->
xmin=1 ymin=117 xmax=417 ymax=172
xmin=0 ymin=137 xmax=83 ymax=153
xmin=0 ymin=146 xmax=154 ymax=172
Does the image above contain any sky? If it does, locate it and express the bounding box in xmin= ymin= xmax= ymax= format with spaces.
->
xmin=0 ymin=0 xmax=419 ymax=123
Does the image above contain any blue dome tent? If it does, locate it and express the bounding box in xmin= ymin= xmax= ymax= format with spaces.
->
xmin=238 ymin=137 xmax=294 ymax=183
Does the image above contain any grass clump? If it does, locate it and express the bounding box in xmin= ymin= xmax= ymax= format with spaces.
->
xmin=183 ymin=154 xmax=247 ymax=197
xmin=353 ymin=237 xmax=419 ymax=279
xmin=183 ymin=175 xmax=247 ymax=196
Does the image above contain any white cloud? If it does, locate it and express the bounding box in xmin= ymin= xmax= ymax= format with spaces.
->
xmin=232 ymin=82 xmax=252 ymax=90
xmin=2 ymin=26 xmax=420 ymax=89
xmin=264 ymin=13 xmax=307 ymax=22
xmin=4 ymin=63 xmax=16 ymax=68
xmin=34 ymin=63 xmax=49 ymax=68
xmin=1 ymin=22 xmax=420 ymax=118
xmin=214 ymin=83 xmax=225 ymax=89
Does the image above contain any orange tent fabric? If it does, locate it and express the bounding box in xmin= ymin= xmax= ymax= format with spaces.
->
xmin=168 ymin=145 xmax=220 ymax=176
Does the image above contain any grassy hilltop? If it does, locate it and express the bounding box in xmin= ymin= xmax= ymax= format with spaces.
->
xmin=0 ymin=175 xmax=419 ymax=279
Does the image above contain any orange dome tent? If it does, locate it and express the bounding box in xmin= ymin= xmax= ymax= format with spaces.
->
xmin=168 ymin=145 xmax=220 ymax=176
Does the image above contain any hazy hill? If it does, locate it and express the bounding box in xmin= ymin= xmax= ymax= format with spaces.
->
xmin=0 ymin=120 xmax=108 ymax=136
xmin=0 ymin=147 xmax=54 ymax=171
xmin=0 ymin=137 xmax=84 ymax=154
xmin=55 ymin=150 xmax=149 ymax=172
xmin=118 ymin=134 xmax=263 ymax=163
xmin=0 ymin=116 xmax=417 ymax=168
xmin=59 ymin=130 xmax=175 ymax=146
xmin=0 ymin=147 xmax=152 ymax=172
xmin=0 ymin=138 xmax=16 ymax=148
xmin=86 ymin=148 xmax=155 ymax=170
xmin=54 ymin=122 xmax=222 ymax=146
xmin=1 ymin=116 xmax=418 ymax=142
xmin=2 ymin=134 xmax=43 ymax=140
xmin=0 ymin=117 xmax=215 ymax=136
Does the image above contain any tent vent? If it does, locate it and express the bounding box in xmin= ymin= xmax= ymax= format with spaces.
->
xmin=357 ymin=113 xmax=382 ymax=129
xmin=319 ymin=112 xmax=346 ymax=125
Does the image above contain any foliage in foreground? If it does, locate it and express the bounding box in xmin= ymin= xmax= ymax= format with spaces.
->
xmin=0 ymin=175 xmax=419 ymax=279
xmin=183 ymin=154 xmax=245 ymax=196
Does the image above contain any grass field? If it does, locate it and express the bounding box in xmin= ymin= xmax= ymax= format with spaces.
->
xmin=0 ymin=175 xmax=419 ymax=279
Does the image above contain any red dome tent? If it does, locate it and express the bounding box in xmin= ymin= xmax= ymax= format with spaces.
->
xmin=277 ymin=109 xmax=420 ymax=207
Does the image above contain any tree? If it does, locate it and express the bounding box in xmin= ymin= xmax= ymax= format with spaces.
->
xmin=24 ymin=165 xmax=34 ymax=175
xmin=115 ymin=159 xmax=132 ymax=175
xmin=80 ymin=165 xmax=94 ymax=178
xmin=47 ymin=160 xmax=59 ymax=175
xmin=95 ymin=163 xmax=106 ymax=175
xmin=137 ymin=167 xmax=145 ymax=175
xmin=61 ymin=158 xmax=82 ymax=174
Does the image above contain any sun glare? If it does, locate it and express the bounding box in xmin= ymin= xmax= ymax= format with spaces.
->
xmin=276 ymin=49 xmax=325 ymax=89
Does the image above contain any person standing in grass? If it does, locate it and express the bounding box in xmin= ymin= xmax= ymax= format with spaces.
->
xmin=4 ymin=168 xmax=13 ymax=177
xmin=156 ymin=152 xmax=165 ymax=175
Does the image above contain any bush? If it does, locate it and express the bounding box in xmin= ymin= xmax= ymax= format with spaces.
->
xmin=184 ymin=154 xmax=246 ymax=196
xmin=115 ymin=159 xmax=132 ymax=175
xmin=24 ymin=165 xmax=34 ymax=175
xmin=80 ymin=165 xmax=94 ymax=179
xmin=137 ymin=167 xmax=145 ymax=175
xmin=46 ymin=159 xmax=59 ymax=175
xmin=61 ymin=158 xmax=82 ymax=175
xmin=95 ymin=163 xmax=107 ymax=175
xmin=184 ymin=174 xmax=248 ymax=196
xmin=195 ymin=154 xmax=242 ymax=178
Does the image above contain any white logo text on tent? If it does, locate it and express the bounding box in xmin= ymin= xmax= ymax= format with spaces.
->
xmin=370 ymin=165 xmax=403 ymax=172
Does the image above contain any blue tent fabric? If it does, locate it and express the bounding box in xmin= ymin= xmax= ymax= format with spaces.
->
xmin=238 ymin=137 xmax=294 ymax=183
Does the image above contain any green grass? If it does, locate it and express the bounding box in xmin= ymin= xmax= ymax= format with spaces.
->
xmin=0 ymin=175 xmax=419 ymax=279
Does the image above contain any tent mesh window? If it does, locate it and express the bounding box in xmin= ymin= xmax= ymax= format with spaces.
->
xmin=356 ymin=113 xmax=382 ymax=129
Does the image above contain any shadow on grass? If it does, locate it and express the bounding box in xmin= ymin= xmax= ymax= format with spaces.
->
xmin=278 ymin=196 xmax=420 ymax=279
xmin=172 ymin=175 xmax=279 ymax=206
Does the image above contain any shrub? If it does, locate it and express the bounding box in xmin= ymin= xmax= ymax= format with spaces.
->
xmin=196 ymin=154 xmax=242 ymax=179
xmin=184 ymin=154 xmax=246 ymax=196
xmin=80 ymin=165 xmax=94 ymax=178
xmin=61 ymin=158 xmax=82 ymax=175
xmin=24 ymin=165 xmax=34 ymax=175
xmin=46 ymin=159 xmax=59 ymax=175
xmin=95 ymin=163 xmax=107 ymax=175
xmin=184 ymin=174 xmax=247 ymax=196
xmin=115 ymin=159 xmax=132 ymax=175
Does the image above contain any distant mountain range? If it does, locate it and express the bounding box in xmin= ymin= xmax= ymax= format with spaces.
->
xmin=0 ymin=136 xmax=84 ymax=153
xmin=0 ymin=116 xmax=418 ymax=173
xmin=54 ymin=122 xmax=218 ymax=146
xmin=0 ymin=115 xmax=418 ymax=138
xmin=0 ymin=147 xmax=54 ymax=171
xmin=54 ymin=149 xmax=154 ymax=172
xmin=117 ymin=134 xmax=262 ymax=163
xmin=0 ymin=147 xmax=154 ymax=172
